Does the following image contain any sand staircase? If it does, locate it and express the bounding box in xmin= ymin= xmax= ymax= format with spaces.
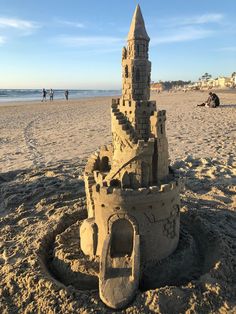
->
xmin=103 ymin=104 xmax=140 ymax=182
xmin=111 ymin=103 xmax=138 ymax=145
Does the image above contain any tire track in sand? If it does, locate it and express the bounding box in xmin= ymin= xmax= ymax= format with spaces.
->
xmin=24 ymin=117 xmax=45 ymax=167
xmin=23 ymin=107 xmax=79 ymax=168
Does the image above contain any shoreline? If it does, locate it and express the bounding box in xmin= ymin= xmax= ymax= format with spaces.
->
xmin=0 ymin=89 xmax=122 ymax=105
xmin=0 ymin=95 xmax=120 ymax=108
xmin=0 ymin=94 xmax=121 ymax=107
xmin=0 ymin=88 xmax=235 ymax=107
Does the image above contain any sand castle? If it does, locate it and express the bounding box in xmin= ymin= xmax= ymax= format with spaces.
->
xmin=79 ymin=5 xmax=181 ymax=309
xmin=3 ymin=6 xmax=236 ymax=314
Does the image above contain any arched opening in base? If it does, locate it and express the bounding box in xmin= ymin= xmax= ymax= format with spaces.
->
xmin=110 ymin=219 xmax=133 ymax=257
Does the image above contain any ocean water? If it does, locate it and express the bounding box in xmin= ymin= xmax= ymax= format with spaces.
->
xmin=0 ymin=89 xmax=121 ymax=103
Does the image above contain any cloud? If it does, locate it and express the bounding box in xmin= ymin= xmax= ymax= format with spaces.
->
xmin=151 ymin=27 xmax=213 ymax=45
xmin=175 ymin=13 xmax=223 ymax=26
xmin=147 ymin=13 xmax=223 ymax=46
xmin=0 ymin=17 xmax=40 ymax=30
xmin=160 ymin=13 xmax=224 ymax=28
xmin=0 ymin=17 xmax=41 ymax=41
xmin=56 ymin=19 xmax=85 ymax=28
xmin=57 ymin=35 xmax=124 ymax=47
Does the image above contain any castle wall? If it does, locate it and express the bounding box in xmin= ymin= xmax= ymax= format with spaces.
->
xmin=93 ymin=182 xmax=180 ymax=263
xmin=84 ymin=144 xmax=113 ymax=217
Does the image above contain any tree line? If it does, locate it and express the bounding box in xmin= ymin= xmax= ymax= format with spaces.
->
xmin=159 ymin=80 xmax=192 ymax=90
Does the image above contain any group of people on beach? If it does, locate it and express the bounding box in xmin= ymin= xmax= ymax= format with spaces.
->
xmin=41 ymin=89 xmax=69 ymax=102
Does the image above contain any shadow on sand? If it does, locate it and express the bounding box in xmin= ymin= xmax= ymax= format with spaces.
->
xmin=221 ymin=104 xmax=236 ymax=108
xmin=0 ymin=159 xmax=86 ymax=218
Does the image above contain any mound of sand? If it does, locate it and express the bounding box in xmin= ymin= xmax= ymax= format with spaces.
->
xmin=0 ymin=91 xmax=235 ymax=313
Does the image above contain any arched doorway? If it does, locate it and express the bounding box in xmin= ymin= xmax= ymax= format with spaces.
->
xmin=110 ymin=219 xmax=133 ymax=257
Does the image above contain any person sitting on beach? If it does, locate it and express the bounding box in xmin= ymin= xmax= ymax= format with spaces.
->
xmin=64 ymin=89 xmax=69 ymax=101
xmin=198 ymin=92 xmax=220 ymax=108
xmin=49 ymin=89 xmax=54 ymax=101
xmin=41 ymin=88 xmax=47 ymax=102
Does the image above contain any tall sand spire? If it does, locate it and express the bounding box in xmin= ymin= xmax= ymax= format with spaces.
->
xmin=127 ymin=4 xmax=150 ymax=41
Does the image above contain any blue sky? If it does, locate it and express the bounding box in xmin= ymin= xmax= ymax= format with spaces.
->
xmin=0 ymin=0 xmax=235 ymax=89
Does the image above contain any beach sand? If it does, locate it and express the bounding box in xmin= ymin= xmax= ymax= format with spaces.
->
xmin=0 ymin=90 xmax=235 ymax=313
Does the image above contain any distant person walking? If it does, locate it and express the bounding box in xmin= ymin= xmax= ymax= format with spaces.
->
xmin=49 ymin=89 xmax=54 ymax=101
xmin=64 ymin=89 xmax=69 ymax=101
xmin=41 ymin=88 xmax=47 ymax=102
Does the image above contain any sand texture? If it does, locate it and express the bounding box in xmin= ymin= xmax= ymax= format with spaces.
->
xmin=0 ymin=91 xmax=236 ymax=313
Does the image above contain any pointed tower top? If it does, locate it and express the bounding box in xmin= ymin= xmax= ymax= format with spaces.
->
xmin=127 ymin=4 xmax=150 ymax=41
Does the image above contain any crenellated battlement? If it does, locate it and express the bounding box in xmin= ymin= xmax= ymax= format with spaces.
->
xmin=93 ymin=177 xmax=181 ymax=198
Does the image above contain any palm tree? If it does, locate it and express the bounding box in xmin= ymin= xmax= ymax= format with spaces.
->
xmin=201 ymin=72 xmax=212 ymax=81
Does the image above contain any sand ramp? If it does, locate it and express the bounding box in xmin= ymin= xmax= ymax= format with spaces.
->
xmin=99 ymin=234 xmax=140 ymax=309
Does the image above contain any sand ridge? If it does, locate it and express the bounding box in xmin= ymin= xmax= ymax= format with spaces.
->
xmin=0 ymin=91 xmax=235 ymax=313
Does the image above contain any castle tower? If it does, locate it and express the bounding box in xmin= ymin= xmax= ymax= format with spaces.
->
xmin=122 ymin=4 xmax=150 ymax=102
xmin=80 ymin=5 xmax=181 ymax=310
xmin=118 ymin=5 xmax=152 ymax=143
xmin=110 ymin=5 xmax=159 ymax=188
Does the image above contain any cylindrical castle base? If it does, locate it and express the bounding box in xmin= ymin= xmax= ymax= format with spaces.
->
xmin=80 ymin=179 xmax=181 ymax=265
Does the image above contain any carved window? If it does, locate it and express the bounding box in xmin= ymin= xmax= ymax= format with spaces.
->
xmin=100 ymin=156 xmax=111 ymax=172
xmin=137 ymin=44 xmax=140 ymax=56
xmin=136 ymin=68 xmax=140 ymax=82
xmin=125 ymin=65 xmax=128 ymax=78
